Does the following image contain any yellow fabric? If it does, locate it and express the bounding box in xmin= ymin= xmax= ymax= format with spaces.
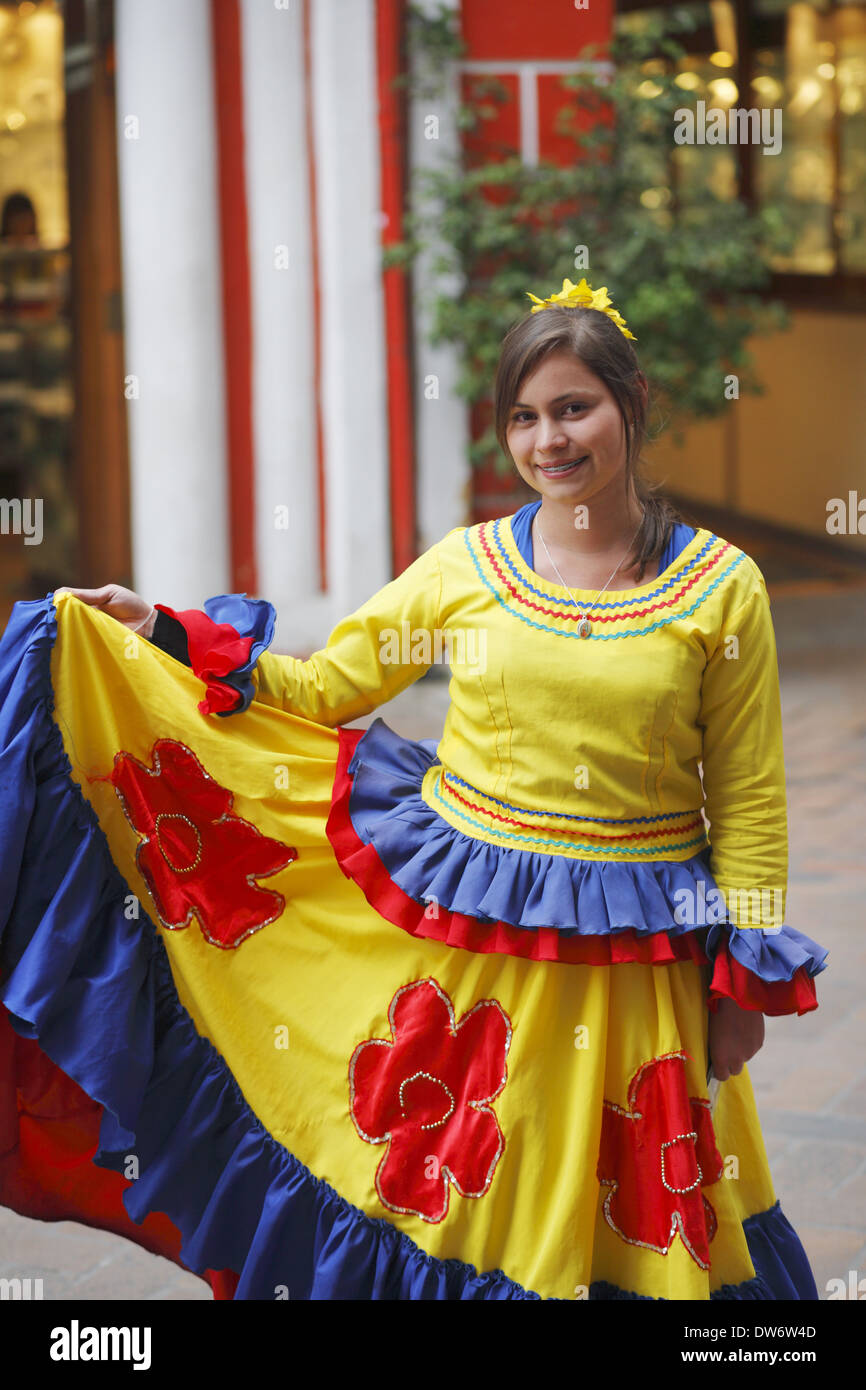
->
xmin=253 ymin=521 xmax=788 ymax=924
xmin=49 ymin=571 xmax=784 ymax=1300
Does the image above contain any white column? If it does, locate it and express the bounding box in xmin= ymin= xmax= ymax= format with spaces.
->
xmin=410 ymin=0 xmax=470 ymax=552
xmin=114 ymin=0 xmax=228 ymax=608
xmin=240 ymin=0 xmax=330 ymax=652
xmin=310 ymin=0 xmax=390 ymax=621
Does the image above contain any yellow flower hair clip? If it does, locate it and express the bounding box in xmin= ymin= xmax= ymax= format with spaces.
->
xmin=526 ymin=276 xmax=636 ymax=340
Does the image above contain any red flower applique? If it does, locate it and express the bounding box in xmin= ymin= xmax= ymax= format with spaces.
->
xmin=349 ymin=978 xmax=512 ymax=1223
xmin=597 ymin=1052 xmax=724 ymax=1269
xmin=110 ymin=738 xmax=297 ymax=948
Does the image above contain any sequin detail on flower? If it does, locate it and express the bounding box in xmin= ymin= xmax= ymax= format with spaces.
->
xmin=349 ymin=978 xmax=512 ymax=1223
xmin=109 ymin=738 xmax=298 ymax=949
xmin=596 ymin=1052 xmax=724 ymax=1269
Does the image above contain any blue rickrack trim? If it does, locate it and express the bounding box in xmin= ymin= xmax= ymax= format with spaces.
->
xmin=441 ymin=770 xmax=703 ymax=826
xmin=347 ymin=720 xmax=828 ymax=989
xmin=493 ymin=515 xmax=719 ymax=610
xmin=431 ymin=772 xmax=709 ymax=857
xmin=464 ymin=527 xmax=747 ymax=639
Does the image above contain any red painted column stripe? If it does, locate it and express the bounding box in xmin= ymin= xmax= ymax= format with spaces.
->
xmin=303 ymin=0 xmax=327 ymax=591
xmin=210 ymin=0 xmax=257 ymax=594
xmin=376 ymin=0 xmax=417 ymax=574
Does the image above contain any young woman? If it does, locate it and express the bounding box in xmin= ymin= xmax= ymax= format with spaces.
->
xmin=0 ymin=278 xmax=826 ymax=1300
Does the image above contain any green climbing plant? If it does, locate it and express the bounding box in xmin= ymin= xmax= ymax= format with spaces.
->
xmin=386 ymin=3 xmax=796 ymax=468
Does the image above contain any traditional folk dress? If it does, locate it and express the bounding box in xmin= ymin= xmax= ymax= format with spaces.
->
xmin=0 ymin=506 xmax=826 ymax=1299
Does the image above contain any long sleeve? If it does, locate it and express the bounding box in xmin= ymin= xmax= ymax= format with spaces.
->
xmin=251 ymin=540 xmax=445 ymax=726
xmin=697 ymin=564 xmax=788 ymax=928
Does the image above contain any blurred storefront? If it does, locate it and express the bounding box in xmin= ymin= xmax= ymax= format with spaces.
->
xmin=0 ymin=0 xmax=128 ymax=627
xmin=617 ymin=0 xmax=866 ymax=575
xmin=457 ymin=0 xmax=866 ymax=574
xmin=0 ymin=0 xmax=74 ymax=607
xmin=0 ymin=0 xmax=863 ymax=643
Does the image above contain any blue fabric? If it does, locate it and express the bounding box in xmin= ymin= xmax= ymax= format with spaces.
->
xmin=200 ymin=593 xmax=276 ymax=716
xmin=0 ymin=594 xmax=819 ymax=1300
xmin=711 ymin=1202 xmax=819 ymax=1301
xmin=347 ymin=719 xmax=828 ymax=989
xmin=589 ymin=1203 xmax=817 ymax=1301
xmin=509 ymin=501 xmax=696 ymax=576
xmin=0 ymin=595 xmax=536 ymax=1299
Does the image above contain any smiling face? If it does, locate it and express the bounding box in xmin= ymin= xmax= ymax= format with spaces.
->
xmin=504 ymin=348 xmax=634 ymax=509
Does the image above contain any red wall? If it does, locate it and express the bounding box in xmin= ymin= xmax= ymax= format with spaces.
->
xmin=460 ymin=0 xmax=612 ymax=60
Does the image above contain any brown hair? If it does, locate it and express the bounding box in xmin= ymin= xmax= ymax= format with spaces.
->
xmin=493 ymin=305 xmax=682 ymax=582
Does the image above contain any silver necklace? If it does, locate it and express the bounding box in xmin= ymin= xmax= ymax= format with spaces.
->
xmin=534 ymin=515 xmax=644 ymax=638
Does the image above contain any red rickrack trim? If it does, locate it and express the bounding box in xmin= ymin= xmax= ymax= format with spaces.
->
xmin=327 ymin=728 xmax=823 ymax=1015
xmin=478 ymin=522 xmax=731 ymax=626
xmin=326 ymin=728 xmax=704 ymax=967
xmin=153 ymin=604 xmax=253 ymax=716
xmin=439 ymin=771 xmax=705 ymax=844
xmin=708 ymin=945 xmax=817 ymax=1017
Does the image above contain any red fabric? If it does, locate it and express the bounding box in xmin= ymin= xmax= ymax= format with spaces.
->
xmin=708 ymin=946 xmax=818 ymax=1017
xmin=477 ymin=522 xmax=732 ymax=627
xmin=349 ymin=978 xmax=510 ymax=1223
xmin=597 ymin=1053 xmax=724 ymax=1269
xmin=326 ymin=728 xmax=709 ymax=967
xmin=327 ymin=728 xmax=817 ymax=1018
xmin=108 ymin=737 xmax=297 ymax=949
xmin=0 ymin=1006 xmax=237 ymax=1298
xmin=209 ymin=0 xmax=257 ymax=596
xmin=153 ymin=604 xmax=253 ymax=715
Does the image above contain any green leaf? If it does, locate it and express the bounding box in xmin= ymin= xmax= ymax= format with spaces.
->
xmin=392 ymin=5 xmax=793 ymax=468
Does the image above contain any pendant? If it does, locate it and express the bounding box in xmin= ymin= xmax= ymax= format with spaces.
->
xmin=577 ymin=617 xmax=592 ymax=638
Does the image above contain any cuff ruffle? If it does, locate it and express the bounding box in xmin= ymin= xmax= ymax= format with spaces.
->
xmin=328 ymin=719 xmax=827 ymax=1015
xmin=153 ymin=594 xmax=275 ymax=717
xmin=705 ymin=922 xmax=826 ymax=1016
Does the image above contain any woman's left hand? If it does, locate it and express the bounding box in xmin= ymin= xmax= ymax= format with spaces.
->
xmin=708 ymin=996 xmax=765 ymax=1081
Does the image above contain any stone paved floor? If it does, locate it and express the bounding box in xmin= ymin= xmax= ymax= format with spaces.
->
xmin=1 ymin=580 xmax=864 ymax=1300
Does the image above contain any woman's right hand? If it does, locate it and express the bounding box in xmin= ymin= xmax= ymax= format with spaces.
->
xmin=54 ymin=585 xmax=156 ymax=639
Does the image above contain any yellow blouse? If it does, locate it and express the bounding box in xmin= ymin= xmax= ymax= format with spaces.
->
xmin=252 ymin=519 xmax=787 ymax=928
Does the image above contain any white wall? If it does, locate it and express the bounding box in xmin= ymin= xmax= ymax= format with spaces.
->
xmin=309 ymin=0 xmax=391 ymax=626
xmin=240 ymin=0 xmax=328 ymax=651
xmin=114 ymin=0 xmax=229 ymax=608
xmin=114 ymin=0 xmax=395 ymax=647
xmin=411 ymin=0 xmax=470 ymax=551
